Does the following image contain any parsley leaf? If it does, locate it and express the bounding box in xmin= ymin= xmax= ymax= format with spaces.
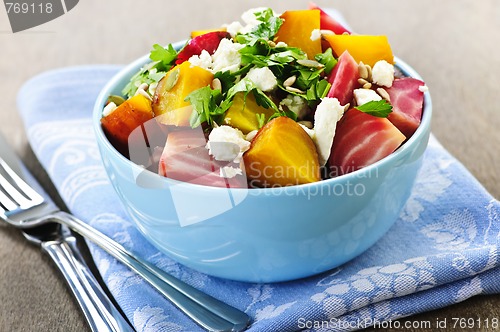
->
xmin=356 ymin=100 xmax=393 ymax=118
xmin=256 ymin=113 xmax=266 ymax=129
xmin=150 ymin=44 xmax=177 ymax=71
xmin=315 ymin=48 xmax=337 ymax=75
xmin=185 ymin=86 xmax=224 ymax=128
xmin=122 ymin=44 xmax=178 ymax=98
xmin=235 ymin=8 xmax=283 ymax=44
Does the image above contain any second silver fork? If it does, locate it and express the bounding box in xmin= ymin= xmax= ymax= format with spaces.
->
xmin=0 ymin=154 xmax=250 ymax=332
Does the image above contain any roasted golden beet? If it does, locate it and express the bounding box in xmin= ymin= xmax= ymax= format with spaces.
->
xmin=190 ymin=28 xmax=227 ymax=39
xmin=275 ymin=10 xmax=322 ymax=59
xmin=153 ymin=62 xmax=213 ymax=126
xmin=101 ymin=94 xmax=153 ymax=156
xmin=223 ymin=92 xmax=275 ymax=134
xmin=323 ymin=35 xmax=394 ymax=67
xmin=243 ymin=116 xmax=320 ymax=187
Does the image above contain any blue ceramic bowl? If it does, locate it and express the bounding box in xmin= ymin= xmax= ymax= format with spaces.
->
xmin=93 ymin=44 xmax=432 ymax=283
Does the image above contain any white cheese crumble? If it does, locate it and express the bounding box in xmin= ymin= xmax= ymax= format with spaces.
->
xmin=275 ymin=41 xmax=288 ymax=48
xmin=188 ymin=50 xmax=212 ymax=71
xmin=353 ymin=88 xmax=382 ymax=106
xmin=219 ymin=166 xmax=243 ymax=179
xmin=313 ymin=97 xmax=345 ymax=166
xmin=224 ymin=7 xmax=279 ymax=37
xmin=310 ymin=29 xmax=321 ymax=41
xmin=279 ymin=94 xmax=308 ymax=119
xmin=245 ymin=67 xmax=278 ymax=92
xmin=419 ymin=85 xmax=429 ymax=92
xmin=189 ymin=39 xmax=244 ymax=74
xmin=212 ymin=38 xmax=244 ymax=73
xmin=225 ymin=21 xmax=244 ymax=37
xmin=206 ymin=125 xmax=250 ymax=162
xmin=371 ymin=60 xmax=395 ymax=87
xmin=102 ymin=102 xmax=117 ymax=117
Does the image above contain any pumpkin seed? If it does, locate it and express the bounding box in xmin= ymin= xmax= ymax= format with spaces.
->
xmin=164 ymin=68 xmax=180 ymax=91
xmin=107 ymin=95 xmax=125 ymax=106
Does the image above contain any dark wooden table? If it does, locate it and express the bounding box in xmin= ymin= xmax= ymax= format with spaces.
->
xmin=1 ymin=0 xmax=498 ymax=330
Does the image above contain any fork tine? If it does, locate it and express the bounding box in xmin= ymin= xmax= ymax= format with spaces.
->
xmin=0 ymin=187 xmax=17 ymax=211
xmin=0 ymin=158 xmax=44 ymax=210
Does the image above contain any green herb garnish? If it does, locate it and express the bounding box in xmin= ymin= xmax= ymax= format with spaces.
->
xmin=356 ymin=100 xmax=393 ymax=118
xmin=122 ymin=44 xmax=177 ymax=97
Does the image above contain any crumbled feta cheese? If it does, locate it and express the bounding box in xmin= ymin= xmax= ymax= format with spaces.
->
xmin=188 ymin=50 xmax=212 ymax=71
xmin=219 ymin=166 xmax=243 ymax=179
xmin=313 ymin=97 xmax=345 ymax=166
xmin=225 ymin=7 xmax=279 ymax=36
xmin=211 ymin=38 xmax=244 ymax=73
xmin=310 ymin=29 xmax=321 ymax=41
xmin=419 ymin=85 xmax=429 ymax=93
xmin=279 ymin=94 xmax=308 ymax=119
xmin=275 ymin=41 xmax=288 ymax=48
xmin=102 ymin=102 xmax=117 ymax=117
xmin=353 ymin=88 xmax=382 ymax=106
xmin=245 ymin=67 xmax=277 ymax=92
xmin=225 ymin=21 xmax=244 ymax=37
xmin=206 ymin=125 xmax=250 ymax=162
xmin=371 ymin=60 xmax=395 ymax=87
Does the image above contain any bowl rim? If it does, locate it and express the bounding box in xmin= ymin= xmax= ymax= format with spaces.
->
xmin=93 ymin=43 xmax=432 ymax=193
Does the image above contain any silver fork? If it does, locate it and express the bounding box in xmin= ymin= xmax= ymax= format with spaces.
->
xmin=20 ymin=222 xmax=135 ymax=332
xmin=0 ymin=156 xmax=250 ymax=332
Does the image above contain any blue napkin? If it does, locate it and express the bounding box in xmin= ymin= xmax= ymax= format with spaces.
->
xmin=17 ymin=65 xmax=500 ymax=332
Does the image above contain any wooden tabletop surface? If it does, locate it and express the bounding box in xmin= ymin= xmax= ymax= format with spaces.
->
xmin=1 ymin=0 xmax=499 ymax=331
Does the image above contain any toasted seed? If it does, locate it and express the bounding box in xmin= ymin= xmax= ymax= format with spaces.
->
xmin=148 ymin=82 xmax=158 ymax=96
xmin=286 ymin=86 xmax=305 ymax=94
xmin=363 ymin=82 xmax=372 ymax=89
xmin=136 ymin=88 xmax=152 ymax=101
xmin=366 ymin=64 xmax=373 ymax=81
xmin=342 ymin=32 xmax=350 ymax=35
xmin=246 ymin=130 xmax=258 ymax=141
xmin=376 ymin=87 xmax=391 ymax=101
xmin=212 ymin=78 xmax=222 ymax=91
xmin=268 ymin=40 xmax=276 ymax=48
xmin=358 ymin=62 xmax=369 ymax=80
xmin=164 ymin=68 xmax=180 ymax=91
xmin=358 ymin=78 xmax=369 ymax=86
xmin=320 ymin=29 xmax=335 ymax=36
xmin=103 ymin=102 xmax=118 ymax=117
xmin=343 ymin=103 xmax=351 ymax=112
xmin=107 ymin=95 xmax=125 ymax=106
xmin=283 ymin=76 xmax=297 ymax=87
xmin=297 ymin=59 xmax=324 ymax=68
xmin=298 ymin=120 xmax=313 ymax=129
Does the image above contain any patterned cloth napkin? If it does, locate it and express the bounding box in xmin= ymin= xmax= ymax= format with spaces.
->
xmin=17 ymin=65 xmax=500 ymax=331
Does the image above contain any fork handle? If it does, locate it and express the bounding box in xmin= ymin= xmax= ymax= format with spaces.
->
xmin=42 ymin=239 xmax=135 ymax=332
xmin=50 ymin=211 xmax=250 ymax=332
